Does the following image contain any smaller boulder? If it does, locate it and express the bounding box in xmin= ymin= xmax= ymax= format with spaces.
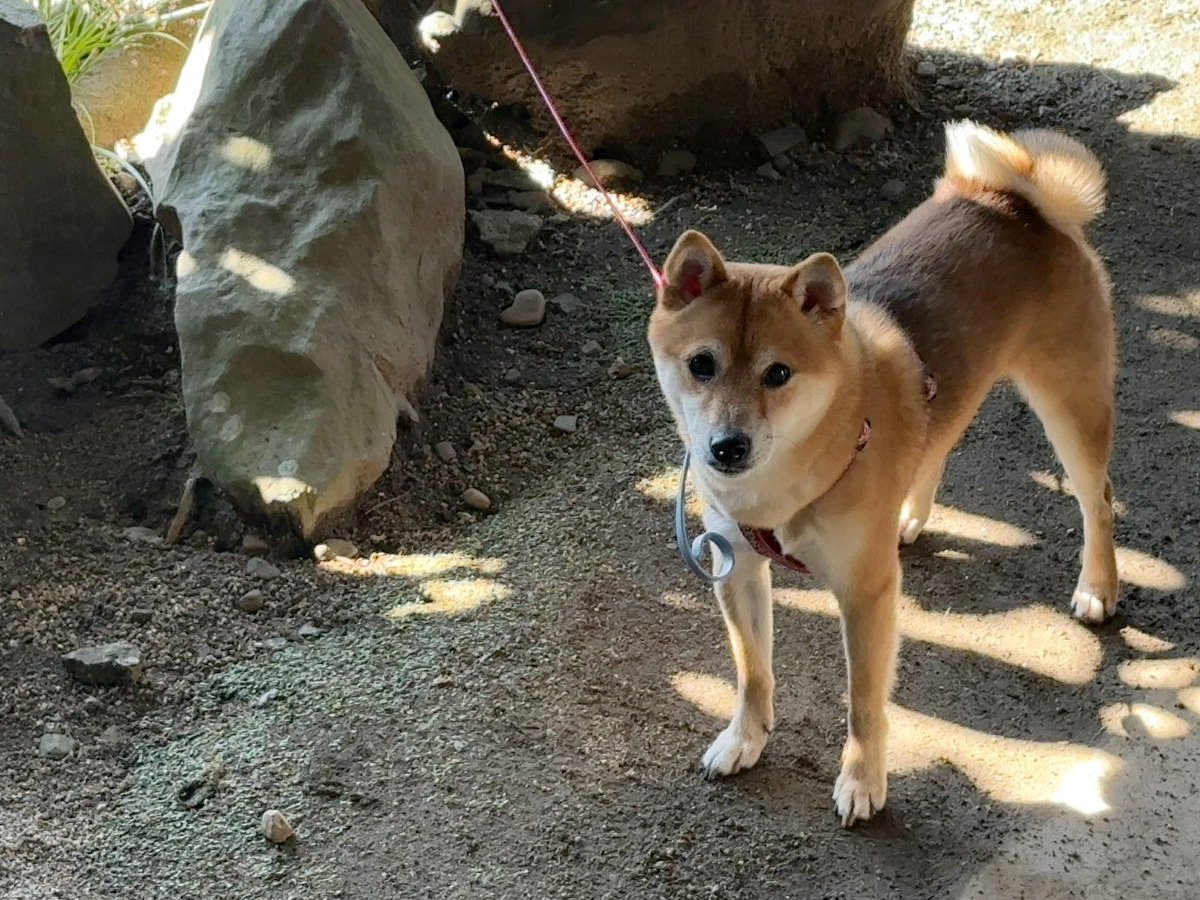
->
xmin=63 ymin=642 xmax=143 ymax=686
xmin=470 ymin=210 xmax=543 ymax=256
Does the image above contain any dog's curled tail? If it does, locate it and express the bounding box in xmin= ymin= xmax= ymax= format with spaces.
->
xmin=942 ymin=120 xmax=1106 ymax=232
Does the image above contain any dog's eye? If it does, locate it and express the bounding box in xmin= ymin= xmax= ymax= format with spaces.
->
xmin=687 ymin=352 xmax=717 ymax=382
xmin=762 ymin=363 xmax=792 ymax=388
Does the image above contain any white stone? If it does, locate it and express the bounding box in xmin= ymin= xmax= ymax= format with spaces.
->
xmin=499 ymin=289 xmax=546 ymax=327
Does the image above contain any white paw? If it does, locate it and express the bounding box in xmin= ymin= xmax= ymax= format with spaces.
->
xmin=833 ymin=760 xmax=887 ymax=827
xmin=898 ymin=502 xmax=928 ymax=545
xmin=899 ymin=514 xmax=926 ymax=546
xmin=699 ymin=720 xmax=769 ymax=779
xmin=1072 ymin=583 xmax=1117 ymax=624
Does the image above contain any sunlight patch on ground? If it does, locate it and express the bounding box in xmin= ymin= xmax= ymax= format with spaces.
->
xmin=1100 ymin=702 xmax=1191 ymax=739
xmin=889 ymin=704 xmax=1121 ymax=815
xmin=1137 ymin=294 xmax=1199 ymax=318
xmin=671 ymin=664 xmax=1121 ymax=815
xmin=484 ymin=134 xmax=656 ymax=224
xmin=1117 ymin=657 xmax=1198 ymax=690
xmin=636 ymin=468 xmax=701 ymax=517
xmin=1177 ymin=688 xmax=1200 ymax=716
xmin=321 ymin=551 xmax=506 ymax=579
xmin=921 ymin=504 xmax=1037 ymax=547
xmin=660 ymin=590 xmax=708 ymax=613
xmin=933 ymin=548 xmax=972 ymax=562
xmin=670 ymin=670 xmax=736 ymax=719
xmin=385 ymin=578 xmax=511 ymax=619
xmin=1148 ymin=326 xmax=1199 ymax=352
xmin=1120 ymin=625 xmax=1175 ymax=654
xmin=776 ymin=589 xmax=1101 ymax=684
xmin=1170 ymin=410 xmax=1200 ymax=430
xmin=1115 ymin=547 xmax=1188 ymax=591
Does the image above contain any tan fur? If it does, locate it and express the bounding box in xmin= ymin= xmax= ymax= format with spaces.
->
xmin=648 ymin=122 xmax=1118 ymax=826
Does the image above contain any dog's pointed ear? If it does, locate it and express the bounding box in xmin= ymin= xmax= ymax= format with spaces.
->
xmin=784 ymin=253 xmax=846 ymax=321
xmin=659 ymin=230 xmax=727 ymax=309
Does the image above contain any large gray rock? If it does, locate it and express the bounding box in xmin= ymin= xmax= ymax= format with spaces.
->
xmin=0 ymin=0 xmax=132 ymax=351
xmin=142 ymin=0 xmax=464 ymax=537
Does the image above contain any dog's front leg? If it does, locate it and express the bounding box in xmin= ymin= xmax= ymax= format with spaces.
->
xmin=699 ymin=515 xmax=775 ymax=779
xmin=831 ymin=557 xmax=900 ymax=826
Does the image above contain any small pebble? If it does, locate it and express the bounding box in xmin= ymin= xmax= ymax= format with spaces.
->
xmin=46 ymin=496 xmax=67 ymax=511
xmin=262 ymin=809 xmax=294 ymax=844
xmin=123 ymin=526 xmax=163 ymax=547
xmin=881 ymin=179 xmax=906 ymax=199
xmin=39 ymin=733 xmax=77 ymax=760
xmin=608 ymin=357 xmax=642 ymax=379
xmin=96 ymin=726 xmax=128 ymax=749
xmin=573 ymin=159 xmax=643 ymax=188
xmin=553 ymin=415 xmax=578 ymax=434
xmin=549 ymin=293 xmax=580 ymax=314
xmin=916 ymin=60 xmax=937 ymax=77
xmin=581 ymin=340 xmax=602 ymax=356
xmin=462 ymin=488 xmax=491 ymax=511
xmin=369 ymin=533 xmax=385 ymax=544
xmin=499 ymin=289 xmax=546 ymax=327
xmin=755 ymin=163 xmax=781 ymax=181
xmin=758 ymin=124 xmax=807 ymax=159
xmin=313 ymin=539 xmax=358 ymax=561
xmin=236 ymin=589 xmax=266 ymax=613
xmin=254 ymin=689 xmax=279 ymax=708
xmin=130 ymin=608 xmax=153 ymax=625
xmin=62 ymin=643 xmax=142 ymax=686
xmin=833 ymin=106 xmax=893 ymax=151
xmin=504 ymin=368 xmax=522 ymax=384
xmin=241 ymin=534 xmax=269 ymax=555
xmin=297 ymin=624 xmax=321 ymax=640
xmin=657 ymin=149 xmax=698 ymax=177
xmin=246 ymin=558 xmax=281 ymax=580
xmin=434 ymin=441 xmax=458 ymax=462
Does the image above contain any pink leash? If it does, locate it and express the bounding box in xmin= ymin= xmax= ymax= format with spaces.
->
xmin=488 ymin=0 xmax=664 ymax=290
xmin=490 ymin=1 xmax=739 ymax=582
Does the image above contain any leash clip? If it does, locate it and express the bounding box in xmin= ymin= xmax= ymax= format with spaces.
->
xmin=674 ymin=450 xmax=735 ymax=584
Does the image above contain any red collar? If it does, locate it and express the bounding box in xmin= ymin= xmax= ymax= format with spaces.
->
xmin=739 ymin=370 xmax=937 ymax=573
xmin=738 ymin=417 xmax=870 ymax=575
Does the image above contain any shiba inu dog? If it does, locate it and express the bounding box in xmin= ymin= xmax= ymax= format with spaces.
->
xmin=648 ymin=121 xmax=1117 ymax=826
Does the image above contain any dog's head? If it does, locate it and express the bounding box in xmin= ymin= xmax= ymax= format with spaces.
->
xmin=648 ymin=229 xmax=849 ymax=479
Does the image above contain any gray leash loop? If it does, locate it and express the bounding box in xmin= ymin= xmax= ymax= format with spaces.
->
xmin=674 ymin=449 xmax=735 ymax=584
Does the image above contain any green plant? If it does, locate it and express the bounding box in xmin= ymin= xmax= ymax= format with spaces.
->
xmin=30 ymin=0 xmax=191 ymax=86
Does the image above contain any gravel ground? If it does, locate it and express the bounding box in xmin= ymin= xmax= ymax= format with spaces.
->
xmin=1 ymin=1 xmax=1198 ymax=898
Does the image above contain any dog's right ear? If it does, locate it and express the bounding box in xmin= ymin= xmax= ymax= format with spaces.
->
xmin=659 ymin=230 xmax=727 ymax=309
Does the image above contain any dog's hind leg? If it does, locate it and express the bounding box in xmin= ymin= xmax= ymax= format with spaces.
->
xmin=1014 ymin=343 xmax=1118 ymax=623
xmin=698 ymin=511 xmax=775 ymax=779
xmin=899 ymin=451 xmax=947 ymax=545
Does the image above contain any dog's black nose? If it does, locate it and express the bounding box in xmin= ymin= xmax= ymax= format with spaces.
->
xmin=709 ymin=431 xmax=752 ymax=472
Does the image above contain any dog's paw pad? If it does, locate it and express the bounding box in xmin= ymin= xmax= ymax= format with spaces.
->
xmin=699 ymin=722 xmax=768 ymax=779
xmin=833 ymin=765 xmax=886 ymax=827
xmin=1072 ymin=585 xmax=1117 ymax=624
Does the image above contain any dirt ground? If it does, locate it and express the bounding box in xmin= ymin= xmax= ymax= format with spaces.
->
xmin=1 ymin=1 xmax=1198 ymax=898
